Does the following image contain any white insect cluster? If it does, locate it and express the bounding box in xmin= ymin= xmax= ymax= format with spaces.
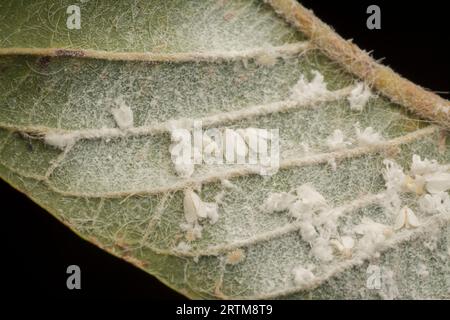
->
xmin=263 ymin=184 xmax=343 ymax=263
xmin=382 ymin=154 xmax=450 ymax=231
xmin=180 ymin=189 xmax=219 ymax=243
xmin=384 ymin=154 xmax=450 ymax=197
xmin=265 ymin=152 xmax=449 ymax=288
xmin=169 ymin=124 xmax=279 ymax=178
xmin=355 ymin=125 xmax=383 ymax=146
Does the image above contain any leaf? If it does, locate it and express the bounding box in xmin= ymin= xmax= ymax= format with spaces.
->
xmin=1 ymin=0 xmax=449 ymax=299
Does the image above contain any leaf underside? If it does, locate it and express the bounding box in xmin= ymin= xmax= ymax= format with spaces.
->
xmin=0 ymin=0 xmax=448 ymax=299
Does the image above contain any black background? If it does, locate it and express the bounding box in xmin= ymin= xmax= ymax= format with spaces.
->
xmin=3 ymin=0 xmax=449 ymax=301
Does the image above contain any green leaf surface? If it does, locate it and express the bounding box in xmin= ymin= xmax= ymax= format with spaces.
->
xmin=1 ymin=0 xmax=448 ymax=299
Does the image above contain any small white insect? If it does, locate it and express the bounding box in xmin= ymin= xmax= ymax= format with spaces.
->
xmin=292 ymin=266 xmax=315 ymax=287
xmin=347 ymin=83 xmax=373 ymax=111
xmin=410 ymin=154 xmax=441 ymax=176
xmin=111 ymin=104 xmax=133 ymax=130
xmin=183 ymin=189 xmax=219 ymax=228
xmin=355 ymin=125 xmax=383 ymax=146
xmin=184 ymin=189 xmax=218 ymax=221
xmin=325 ymin=129 xmax=351 ymax=150
xmin=423 ymin=172 xmax=450 ymax=194
xmin=44 ymin=132 xmax=76 ymax=149
xmin=418 ymin=192 xmax=450 ymax=215
xmin=393 ymin=206 xmax=420 ymax=230
xmin=330 ymin=236 xmax=355 ymax=258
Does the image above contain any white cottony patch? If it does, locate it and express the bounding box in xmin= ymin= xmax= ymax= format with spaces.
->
xmin=355 ymin=125 xmax=383 ymax=146
xmin=44 ymin=132 xmax=76 ymax=149
xmin=382 ymin=159 xmax=406 ymax=191
xmin=183 ymin=189 xmax=219 ymax=224
xmin=310 ymin=237 xmax=334 ymax=262
xmin=289 ymin=70 xmax=331 ymax=101
xmin=288 ymin=184 xmax=328 ymax=218
xmin=292 ymin=266 xmax=315 ymax=287
xmin=111 ymin=104 xmax=134 ymax=130
xmin=182 ymin=189 xmax=219 ymax=241
xmin=325 ymin=129 xmax=351 ymax=150
xmin=382 ymin=155 xmax=450 ymax=196
xmin=354 ymin=218 xmax=393 ymax=251
xmin=418 ymin=192 xmax=450 ymax=215
xmin=393 ymin=206 xmax=420 ymax=230
xmin=262 ymin=185 xmax=330 ymax=257
xmin=347 ymin=83 xmax=373 ymax=111
xmin=183 ymin=189 xmax=204 ymax=222
xmin=261 ymin=192 xmax=297 ymax=213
